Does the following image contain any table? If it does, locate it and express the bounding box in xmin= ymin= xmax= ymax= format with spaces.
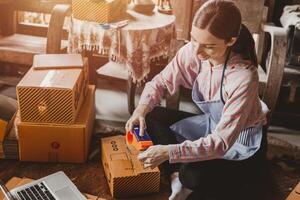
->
xmin=68 ymin=7 xmax=176 ymax=113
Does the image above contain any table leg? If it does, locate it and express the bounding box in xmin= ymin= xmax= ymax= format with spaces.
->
xmin=127 ymin=76 xmax=136 ymax=115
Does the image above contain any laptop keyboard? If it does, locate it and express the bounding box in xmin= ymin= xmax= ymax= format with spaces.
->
xmin=16 ymin=182 xmax=56 ymax=200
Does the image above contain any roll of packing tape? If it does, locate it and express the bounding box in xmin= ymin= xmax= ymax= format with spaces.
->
xmin=126 ymin=126 xmax=153 ymax=151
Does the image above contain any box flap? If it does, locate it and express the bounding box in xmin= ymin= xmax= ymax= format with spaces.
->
xmin=33 ymin=54 xmax=84 ymax=70
xmin=17 ymin=67 xmax=82 ymax=89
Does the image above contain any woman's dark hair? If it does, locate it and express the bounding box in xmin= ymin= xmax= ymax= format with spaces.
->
xmin=193 ymin=0 xmax=258 ymax=66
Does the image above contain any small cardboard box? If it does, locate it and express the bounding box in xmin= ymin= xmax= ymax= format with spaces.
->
xmin=72 ymin=0 xmax=128 ymax=23
xmin=18 ymin=85 xmax=95 ymax=163
xmin=286 ymin=182 xmax=300 ymax=200
xmin=0 ymin=177 xmax=104 ymax=200
xmin=17 ymin=54 xmax=89 ymax=124
xmin=101 ymin=135 xmax=160 ymax=198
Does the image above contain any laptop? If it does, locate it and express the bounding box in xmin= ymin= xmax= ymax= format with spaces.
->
xmin=0 ymin=171 xmax=87 ymax=200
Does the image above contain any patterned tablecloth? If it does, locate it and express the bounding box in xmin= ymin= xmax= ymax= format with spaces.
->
xmin=68 ymin=8 xmax=176 ymax=83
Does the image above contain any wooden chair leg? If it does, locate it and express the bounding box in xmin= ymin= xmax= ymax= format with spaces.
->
xmin=127 ymin=76 xmax=136 ymax=115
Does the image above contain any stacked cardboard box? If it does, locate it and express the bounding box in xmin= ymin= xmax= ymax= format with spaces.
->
xmin=17 ymin=54 xmax=89 ymax=124
xmin=16 ymin=54 xmax=95 ymax=163
xmin=18 ymin=85 xmax=95 ymax=163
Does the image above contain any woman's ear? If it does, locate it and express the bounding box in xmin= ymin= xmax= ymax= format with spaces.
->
xmin=226 ymin=37 xmax=237 ymax=47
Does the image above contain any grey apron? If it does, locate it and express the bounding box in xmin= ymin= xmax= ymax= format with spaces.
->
xmin=170 ymin=65 xmax=263 ymax=161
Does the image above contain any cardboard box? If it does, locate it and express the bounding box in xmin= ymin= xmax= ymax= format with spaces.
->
xmin=32 ymin=54 xmax=89 ymax=100
xmin=286 ymin=182 xmax=300 ymax=200
xmin=18 ymin=85 xmax=95 ymax=163
xmin=101 ymin=135 xmax=160 ymax=198
xmin=72 ymin=0 xmax=128 ymax=23
xmin=17 ymin=54 xmax=89 ymax=124
xmin=0 ymin=177 xmax=105 ymax=200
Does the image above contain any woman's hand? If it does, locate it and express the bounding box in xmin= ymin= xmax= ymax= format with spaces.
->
xmin=138 ymin=145 xmax=169 ymax=169
xmin=125 ymin=104 xmax=150 ymax=136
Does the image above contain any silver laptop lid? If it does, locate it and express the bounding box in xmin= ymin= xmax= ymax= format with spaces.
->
xmin=9 ymin=171 xmax=86 ymax=200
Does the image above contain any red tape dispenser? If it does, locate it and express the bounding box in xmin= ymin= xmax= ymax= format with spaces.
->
xmin=126 ymin=126 xmax=153 ymax=151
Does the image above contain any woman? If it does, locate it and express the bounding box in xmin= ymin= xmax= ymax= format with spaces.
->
xmin=126 ymin=1 xmax=268 ymax=199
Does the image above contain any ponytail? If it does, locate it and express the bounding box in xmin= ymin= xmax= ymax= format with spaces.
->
xmin=231 ymin=24 xmax=258 ymax=67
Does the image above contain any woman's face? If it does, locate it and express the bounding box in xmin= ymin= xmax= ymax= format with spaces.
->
xmin=190 ymin=25 xmax=235 ymax=64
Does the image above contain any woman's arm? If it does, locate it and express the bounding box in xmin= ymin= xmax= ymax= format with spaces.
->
xmin=138 ymin=42 xmax=198 ymax=110
xmin=126 ymin=43 xmax=198 ymax=135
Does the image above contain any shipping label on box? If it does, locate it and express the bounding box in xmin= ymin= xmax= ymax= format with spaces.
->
xmin=72 ymin=0 xmax=128 ymax=23
xmin=101 ymin=135 xmax=160 ymax=198
xmin=18 ymin=85 xmax=95 ymax=163
xmin=17 ymin=54 xmax=89 ymax=124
